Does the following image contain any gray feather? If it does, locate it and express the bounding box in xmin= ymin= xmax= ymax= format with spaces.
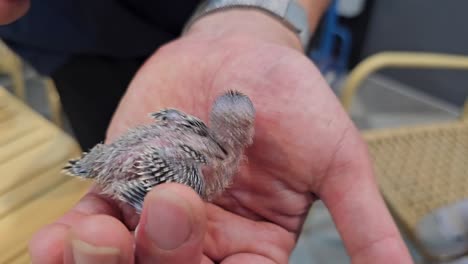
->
xmin=63 ymin=90 xmax=255 ymax=213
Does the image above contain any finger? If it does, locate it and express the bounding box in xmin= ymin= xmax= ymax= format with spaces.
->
xmin=58 ymin=190 xmax=121 ymax=224
xmin=29 ymin=215 xmax=133 ymax=264
xmin=29 ymin=189 xmax=123 ymax=263
xmin=0 ymin=0 xmax=29 ymax=24
xmin=29 ymin=224 xmax=70 ymax=264
xmin=319 ymin=133 xmax=413 ymax=264
xmin=135 ymin=183 xmax=206 ymax=264
xmin=63 ymin=215 xmax=134 ymax=264
xmin=203 ymin=204 xmax=294 ymax=264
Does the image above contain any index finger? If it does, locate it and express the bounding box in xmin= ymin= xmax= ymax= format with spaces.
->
xmin=28 ymin=186 xmax=133 ymax=263
xmin=319 ymin=133 xmax=414 ymax=264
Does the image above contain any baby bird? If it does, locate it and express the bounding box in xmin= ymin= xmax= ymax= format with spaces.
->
xmin=63 ymin=90 xmax=255 ymax=213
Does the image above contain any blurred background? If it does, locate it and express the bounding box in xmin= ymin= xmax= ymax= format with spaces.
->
xmin=1 ymin=0 xmax=468 ymax=263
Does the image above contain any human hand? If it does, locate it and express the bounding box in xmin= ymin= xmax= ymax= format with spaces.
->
xmin=29 ymin=9 xmax=413 ymax=264
xmin=0 ymin=0 xmax=29 ymax=25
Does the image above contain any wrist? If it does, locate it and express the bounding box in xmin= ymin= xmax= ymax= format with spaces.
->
xmin=184 ymin=9 xmax=303 ymax=52
xmin=183 ymin=1 xmax=330 ymax=52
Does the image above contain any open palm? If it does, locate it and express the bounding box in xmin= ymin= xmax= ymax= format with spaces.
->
xmin=29 ymin=33 xmax=413 ymax=264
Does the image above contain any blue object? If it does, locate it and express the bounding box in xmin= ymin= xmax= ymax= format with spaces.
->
xmin=310 ymin=0 xmax=352 ymax=84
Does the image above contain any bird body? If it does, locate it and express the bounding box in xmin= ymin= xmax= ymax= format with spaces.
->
xmin=64 ymin=91 xmax=255 ymax=213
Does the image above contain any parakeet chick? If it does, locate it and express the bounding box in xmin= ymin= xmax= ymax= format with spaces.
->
xmin=63 ymin=90 xmax=255 ymax=213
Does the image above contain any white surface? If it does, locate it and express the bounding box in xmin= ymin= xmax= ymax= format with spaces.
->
xmin=338 ymin=0 xmax=366 ymax=18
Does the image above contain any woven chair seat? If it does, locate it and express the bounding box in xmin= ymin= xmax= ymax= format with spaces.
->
xmin=364 ymin=121 xmax=468 ymax=231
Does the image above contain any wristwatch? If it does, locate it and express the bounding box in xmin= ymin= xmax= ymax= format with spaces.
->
xmin=184 ymin=0 xmax=311 ymax=49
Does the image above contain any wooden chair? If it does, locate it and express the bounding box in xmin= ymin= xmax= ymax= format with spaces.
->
xmin=0 ymin=87 xmax=91 ymax=263
xmin=0 ymin=40 xmax=63 ymax=127
xmin=0 ymin=41 xmax=25 ymax=100
xmin=340 ymin=52 xmax=468 ymax=263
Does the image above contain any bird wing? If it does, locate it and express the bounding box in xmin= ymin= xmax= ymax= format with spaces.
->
xmin=149 ymin=108 xmax=211 ymax=137
xmin=113 ymin=145 xmax=206 ymax=213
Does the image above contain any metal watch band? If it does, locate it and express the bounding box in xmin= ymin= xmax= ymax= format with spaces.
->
xmin=184 ymin=0 xmax=311 ymax=49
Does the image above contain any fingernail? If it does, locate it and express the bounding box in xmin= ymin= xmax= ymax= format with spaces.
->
xmin=71 ymin=239 xmax=120 ymax=264
xmin=145 ymin=190 xmax=193 ymax=250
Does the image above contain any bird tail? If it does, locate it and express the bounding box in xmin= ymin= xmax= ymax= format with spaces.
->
xmin=62 ymin=154 xmax=94 ymax=178
xmin=62 ymin=143 xmax=107 ymax=178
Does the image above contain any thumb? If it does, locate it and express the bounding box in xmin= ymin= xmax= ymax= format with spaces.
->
xmin=135 ymin=183 xmax=206 ymax=264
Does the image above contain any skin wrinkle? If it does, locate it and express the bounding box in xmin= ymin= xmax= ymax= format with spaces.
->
xmin=248 ymin=223 xmax=293 ymax=264
xmin=319 ymin=130 xmax=374 ymax=215
xmin=67 ymin=192 xmax=121 ymax=222
xmin=220 ymin=153 xmax=310 ymax=232
xmin=267 ymin=190 xmax=314 ymax=227
xmin=316 ymin=124 xmax=354 ymax=196
xmin=219 ymin=178 xmax=311 ymax=251
xmin=56 ymin=210 xmax=88 ymax=228
xmin=204 ymin=205 xmax=293 ymax=263
xmin=303 ymin=116 xmax=351 ymax=191
xmin=203 ymin=207 xmax=235 ymax=260
xmin=55 ymin=194 xmax=126 ymax=230
xmin=349 ymin=232 xmax=402 ymax=261
xmin=237 ymin=167 xmax=311 ymax=232
xmin=118 ymin=201 xmax=140 ymax=230
xmin=67 ymin=189 xmax=142 ymax=230
xmin=227 ymin=186 xmax=304 ymax=233
xmin=320 ymin=147 xmax=367 ymax=217
xmin=216 ymin=189 xmax=266 ymax=221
